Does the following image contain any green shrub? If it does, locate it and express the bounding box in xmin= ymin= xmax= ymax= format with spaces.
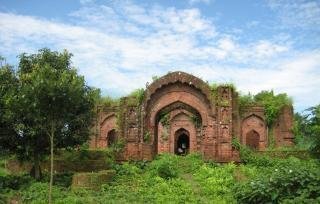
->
xmin=233 ymin=137 xmax=278 ymax=166
xmin=148 ymin=154 xmax=179 ymax=179
xmin=20 ymin=181 xmax=106 ymax=203
xmin=21 ymin=182 xmax=63 ymax=203
xmin=130 ymin=160 xmax=149 ymax=170
xmin=234 ymin=159 xmax=320 ymax=203
xmin=41 ymin=172 xmax=73 ymax=187
xmin=178 ymin=153 xmax=204 ymax=173
xmin=115 ymin=162 xmax=142 ymax=176
xmin=0 ymin=174 xmax=33 ymax=190
xmin=60 ymin=149 xmax=112 ymax=162
xmin=194 ymin=163 xmax=236 ymax=201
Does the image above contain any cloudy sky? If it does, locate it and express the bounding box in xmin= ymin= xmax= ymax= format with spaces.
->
xmin=0 ymin=0 xmax=319 ymax=112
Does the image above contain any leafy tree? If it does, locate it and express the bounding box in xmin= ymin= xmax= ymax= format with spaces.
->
xmin=0 ymin=60 xmax=18 ymax=155
xmin=0 ymin=49 xmax=97 ymax=203
xmin=305 ymin=105 xmax=320 ymax=158
xmin=238 ymin=92 xmax=257 ymax=113
xmin=293 ymin=112 xmax=313 ymax=149
xmin=254 ymin=90 xmax=292 ymax=127
xmin=238 ymin=90 xmax=292 ymax=128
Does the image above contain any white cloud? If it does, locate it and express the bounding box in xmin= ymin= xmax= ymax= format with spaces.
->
xmin=0 ymin=1 xmax=319 ymax=111
xmin=267 ymin=0 xmax=320 ymax=29
xmin=190 ymin=50 xmax=320 ymax=110
xmin=253 ymin=40 xmax=289 ymax=58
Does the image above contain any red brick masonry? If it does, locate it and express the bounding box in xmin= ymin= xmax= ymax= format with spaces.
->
xmin=89 ymin=71 xmax=294 ymax=162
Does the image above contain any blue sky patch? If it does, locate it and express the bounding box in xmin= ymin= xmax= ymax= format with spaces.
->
xmin=0 ymin=0 xmax=319 ymax=112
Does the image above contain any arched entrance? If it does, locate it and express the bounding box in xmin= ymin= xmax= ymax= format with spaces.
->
xmin=241 ymin=114 xmax=267 ymax=151
xmin=155 ymin=102 xmax=200 ymax=155
xmin=143 ymin=71 xmax=216 ymax=159
xmin=107 ymin=129 xmax=117 ymax=147
xmin=174 ymin=129 xmax=190 ymax=155
xmin=246 ymin=130 xmax=260 ymax=150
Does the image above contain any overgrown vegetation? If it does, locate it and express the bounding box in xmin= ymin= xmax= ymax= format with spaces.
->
xmin=239 ymin=90 xmax=292 ymax=127
xmin=190 ymin=114 xmax=201 ymax=128
xmin=294 ymin=104 xmax=320 ymax=158
xmin=97 ymin=95 xmax=120 ymax=107
xmin=232 ymin=140 xmax=320 ymax=203
xmin=1 ymin=51 xmax=320 ymax=203
xmin=127 ymin=88 xmax=145 ymax=106
xmin=159 ymin=112 xmax=170 ymax=127
xmin=209 ymin=82 xmax=235 ymax=100
xmin=143 ymin=131 xmax=151 ymax=142
xmin=1 ymin=151 xmax=319 ymax=204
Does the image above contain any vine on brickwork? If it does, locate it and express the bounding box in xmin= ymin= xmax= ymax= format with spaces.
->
xmin=190 ymin=114 xmax=201 ymax=128
xmin=143 ymin=131 xmax=151 ymax=142
xmin=238 ymin=90 xmax=292 ymax=127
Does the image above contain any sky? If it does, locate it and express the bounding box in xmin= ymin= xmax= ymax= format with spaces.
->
xmin=0 ymin=0 xmax=319 ymax=112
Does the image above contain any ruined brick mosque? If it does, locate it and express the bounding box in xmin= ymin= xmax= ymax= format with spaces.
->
xmin=89 ymin=71 xmax=294 ymax=161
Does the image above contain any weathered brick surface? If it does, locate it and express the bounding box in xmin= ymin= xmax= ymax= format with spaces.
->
xmin=273 ymin=105 xmax=294 ymax=147
xmin=89 ymin=71 xmax=294 ymax=162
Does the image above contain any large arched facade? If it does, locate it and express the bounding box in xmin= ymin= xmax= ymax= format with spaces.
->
xmin=141 ymin=72 xmax=218 ymax=160
xmin=89 ymin=71 xmax=294 ymax=162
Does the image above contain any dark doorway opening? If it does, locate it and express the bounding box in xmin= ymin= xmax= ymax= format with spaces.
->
xmin=175 ymin=129 xmax=190 ymax=155
xmin=246 ymin=130 xmax=260 ymax=150
xmin=107 ymin=129 xmax=116 ymax=147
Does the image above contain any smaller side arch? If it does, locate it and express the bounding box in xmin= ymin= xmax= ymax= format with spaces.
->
xmin=99 ymin=114 xmax=117 ymax=148
xmin=100 ymin=113 xmax=116 ymax=126
xmin=241 ymin=114 xmax=267 ymax=150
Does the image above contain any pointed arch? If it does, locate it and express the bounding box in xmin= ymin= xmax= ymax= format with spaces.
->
xmin=241 ymin=114 xmax=267 ymax=150
xmin=246 ymin=130 xmax=260 ymax=150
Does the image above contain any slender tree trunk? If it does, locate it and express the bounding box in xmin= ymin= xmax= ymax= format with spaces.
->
xmin=48 ymin=123 xmax=54 ymax=204
xmin=34 ymin=152 xmax=40 ymax=180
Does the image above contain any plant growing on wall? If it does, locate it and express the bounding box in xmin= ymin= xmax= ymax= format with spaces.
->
xmin=218 ymin=99 xmax=230 ymax=106
xmin=254 ymin=90 xmax=292 ymax=127
xmin=159 ymin=113 xmax=170 ymax=127
xmin=238 ymin=90 xmax=292 ymax=127
xmin=190 ymin=114 xmax=201 ymax=128
xmin=128 ymin=88 xmax=145 ymax=106
xmin=98 ymin=95 xmax=120 ymax=107
xmin=152 ymin=75 xmax=159 ymax=82
xmin=143 ymin=131 xmax=151 ymax=142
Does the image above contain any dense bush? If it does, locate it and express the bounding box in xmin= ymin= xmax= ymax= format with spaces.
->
xmin=0 ymin=174 xmax=33 ymax=190
xmin=0 ymin=158 xmax=9 ymax=176
xmin=41 ymin=172 xmax=74 ymax=188
xmin=148 ymin=154 xmax=179 ymax=179
xmin=20 ymin=182 xmax=101 ymax=204
xmin=234 ymin=160 xmax=320 ymax=203
xmin=179 ymin=153 xmax=204 ymax=173
xmin=194 ymin=163 xmax=236 ymax=203
xmin=1 ymin=153 xmax=320 ymax=203
xmin=233 ymin=138 xmax=320 ymax=203
xmin=0 ymin=174 xmax=33 ymax=204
